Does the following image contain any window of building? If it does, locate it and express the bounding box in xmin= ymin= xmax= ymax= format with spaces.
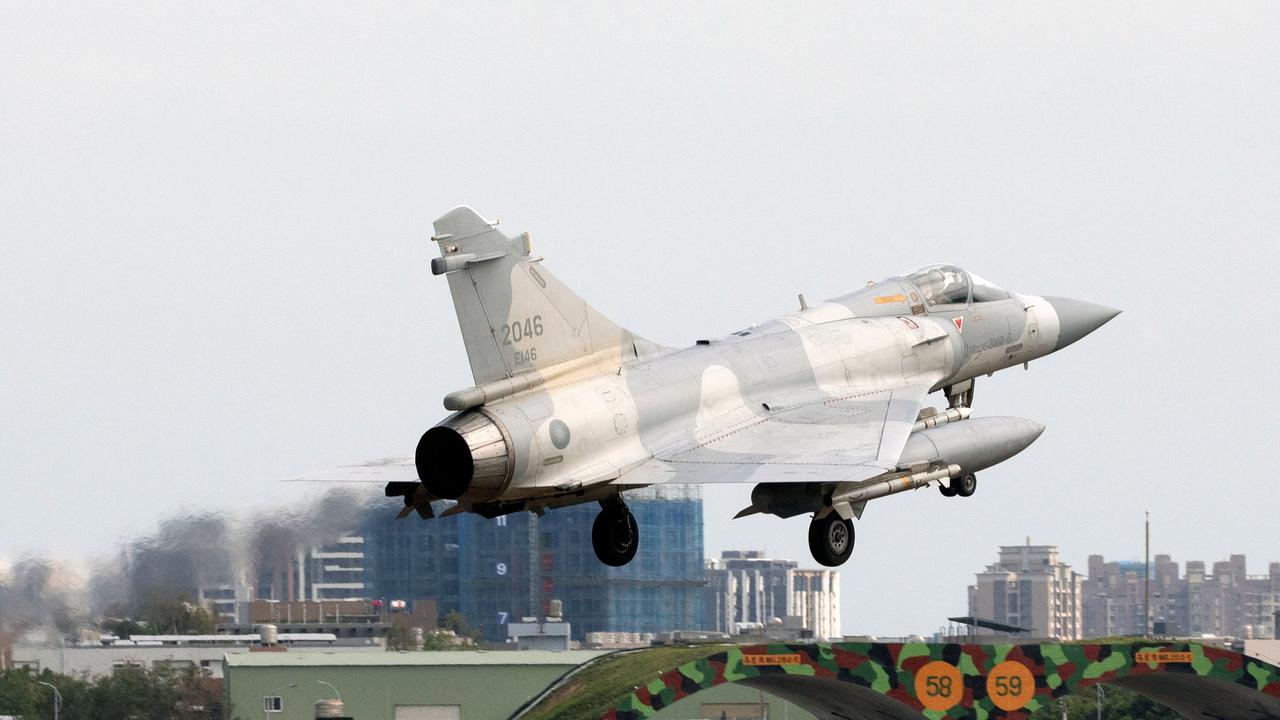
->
xmin=263 ymin=696 xmax=284 ymax=713
xmin=394 ymin=706 xmax=461 ymax=720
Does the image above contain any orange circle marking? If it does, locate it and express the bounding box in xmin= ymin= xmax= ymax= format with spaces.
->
xmin=986 ymin=660 xmax=1036 ymax=710
xmin=915 ymin=660 xmax=963 ymax=711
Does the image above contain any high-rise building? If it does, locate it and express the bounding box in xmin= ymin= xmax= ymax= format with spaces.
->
xmin=362 ymin=508 xmax=460 ymax=615
xmin=704 ymin=551 xmax=841 ymax=640
xmin=517 ymin=484 xmax=705 ymax=643
xmin=968 ymin=542 xmax=1082 ymax=640
xmin=792 ymin=569 xmax=841 ymax=641
xmin=250 ymin=536 xmax=371 ymax=604
xmin=361 ymin=484 xmax=706 ymax=642
xmin=197 ymin=583 xmax=249 ymax=623
xmin=305 ymin=535 xmax=368 ymax=601
xmin=1083 ymin=553 xmax=1280 ymax=639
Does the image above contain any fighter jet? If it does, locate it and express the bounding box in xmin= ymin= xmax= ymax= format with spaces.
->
xmin=306 ymin=206 xmax=1118 ymax=567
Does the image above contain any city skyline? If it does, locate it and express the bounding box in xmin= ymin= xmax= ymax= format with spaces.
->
xmin=7 ymin=489 xmax=1280 ymax=644
xmin=4 ymin=6 xmax=1279 ymax=638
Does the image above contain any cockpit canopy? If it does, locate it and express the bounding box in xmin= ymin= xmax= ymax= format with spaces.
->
xmin=900 ymin=264 xmax=1011 ymax=306
xmin=828 ymin=264 xmax=1012 ymax=318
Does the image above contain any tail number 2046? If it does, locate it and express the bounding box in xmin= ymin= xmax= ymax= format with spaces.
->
xmin=502 ymin=315 xmax=544 ymax=345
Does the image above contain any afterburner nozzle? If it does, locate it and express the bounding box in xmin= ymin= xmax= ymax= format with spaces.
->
xmin=415 ymin=411 xmax=513 ymax=501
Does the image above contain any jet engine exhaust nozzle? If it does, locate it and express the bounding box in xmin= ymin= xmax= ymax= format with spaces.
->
xmin=415 ymin=411 xmax=513 ymax=501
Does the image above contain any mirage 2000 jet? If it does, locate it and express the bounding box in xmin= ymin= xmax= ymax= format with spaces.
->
xmin=304 ymin=207 xmax=1118 ymax=567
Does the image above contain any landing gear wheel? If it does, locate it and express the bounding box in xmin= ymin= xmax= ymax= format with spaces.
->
xmin=955 ymin=473 xmax=978 ymax=498
xmin=808 ymin=514 xmax=855 ymax=567
xmin=592 ymin=505 xmax=639 ymax=566
xmin=939 ymin=482 xmax=959 ymax=497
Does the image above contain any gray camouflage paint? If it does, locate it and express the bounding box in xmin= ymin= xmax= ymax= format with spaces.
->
xmin=318 ymin=206 xmax=1118 ymax=528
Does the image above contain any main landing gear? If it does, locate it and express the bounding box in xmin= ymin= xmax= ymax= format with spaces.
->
xmin=591 ymin=497 xmax=639 ymax=566
xmin=808 ymin=513 xmax=855 ymax=567
xmin=939 ymin=473 xmax=978 ymax=498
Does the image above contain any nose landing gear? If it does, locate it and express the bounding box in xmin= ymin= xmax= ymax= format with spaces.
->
xmin=592 ymin=497 xmax=639 ymax=566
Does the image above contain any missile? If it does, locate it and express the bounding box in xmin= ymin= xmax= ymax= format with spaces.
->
xmin=912 ymin=406 xmax=971 ymax=432
xmin=829 ymin=464 xmax=962 ymax=507
xmin=824 ymin=415 xmax=1045 ymax=518
xmin=742 ymin=415 xmax=1045 ymax=520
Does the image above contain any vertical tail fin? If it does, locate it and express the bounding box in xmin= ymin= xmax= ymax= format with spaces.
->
xmin=431 ymin=206 xmax=651 ymax=386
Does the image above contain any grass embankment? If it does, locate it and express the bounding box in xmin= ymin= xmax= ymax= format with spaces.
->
xmin=520 ymin=644 xmax=733 ymax=720
xmin=1061 ymin=637 xmax=1191 ymax=645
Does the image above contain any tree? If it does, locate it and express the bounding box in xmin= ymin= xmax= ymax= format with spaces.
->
xmin=1029 ymin=685 xmax=1180 ymax=720
xmin=0 ymin=669 xmax=92 ymax=720
xmin=0 ymin=669 xmax=42 ymax=718
xmin=0 ymin=665 xmax=217 ymax=720
xmin=87 ymin=665 xmax=182 ymax=720
xmin=440 ymin=610 xmax=479 ymax=641
xmin=385 ymin=623 xmax=416 ymax=651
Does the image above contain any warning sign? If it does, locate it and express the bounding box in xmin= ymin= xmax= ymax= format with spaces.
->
xmin=741 ymin=654 xmax=803 ymax=666
xmin=1135 ymin=651 xmax=1194 ymax=664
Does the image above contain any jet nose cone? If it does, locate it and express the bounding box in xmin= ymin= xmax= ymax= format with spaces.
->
xmin=1043 ymin=296 xmax=1121 ymax=351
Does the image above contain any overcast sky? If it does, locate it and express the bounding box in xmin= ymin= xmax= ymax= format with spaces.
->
xmin=2 ymin=3 xmax=1278 ymax=635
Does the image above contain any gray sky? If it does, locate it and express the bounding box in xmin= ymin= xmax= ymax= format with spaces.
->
xmin=2 ymin=3 xmax=1277 ymax=635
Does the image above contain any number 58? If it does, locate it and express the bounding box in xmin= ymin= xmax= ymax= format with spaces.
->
xmin=925 ymin=675 xmax=953 ymax=696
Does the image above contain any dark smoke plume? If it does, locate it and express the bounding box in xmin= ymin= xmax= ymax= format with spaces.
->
xmin=0 ymin=558 xmax=79 ymax=643
xmin=9 ymin=487 xmax=383 ymax=640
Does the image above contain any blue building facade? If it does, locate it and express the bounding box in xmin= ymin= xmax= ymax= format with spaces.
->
xmin=360 ymin=501 xmax=461 ymax=616
xmin=361 ymin=485 xmax=706 ymax=641
xmin=540 ymin=486 xmax=705 ymax=642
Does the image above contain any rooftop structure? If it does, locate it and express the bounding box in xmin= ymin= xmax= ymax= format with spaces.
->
xmin=968 ymin=541 xmax=1082 ymax=640
xmin=1084 ymin=553 xmax=1280 ymax=638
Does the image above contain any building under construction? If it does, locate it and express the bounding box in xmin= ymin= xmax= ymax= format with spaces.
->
xmin=361 ymin=484 xmax=706 ymax=641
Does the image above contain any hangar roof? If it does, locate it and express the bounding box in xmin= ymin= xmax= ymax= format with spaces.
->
xmin=224 ymin=649 xmax=606 ymax=667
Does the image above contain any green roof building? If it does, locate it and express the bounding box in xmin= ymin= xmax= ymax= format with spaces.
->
xmin=224 ymin=650 xmax=601 ymax=720
xmin=222 ymin=649 xmax=812 ymax=720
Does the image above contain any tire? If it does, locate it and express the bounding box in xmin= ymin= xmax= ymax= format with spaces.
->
xmin=939 ymin=483 xmax=958 ymax=497
xmin=955 ymin=473 xmax=978 ymax=498
xmin=808 ymin=514 xmax=855 ymax=567
xmin=591 ymin=507 xmax=639 ymax=566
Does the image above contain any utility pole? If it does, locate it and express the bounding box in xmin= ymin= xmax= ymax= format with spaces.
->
xmin=1144 ymin=511 xmax=1151 ymax=637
